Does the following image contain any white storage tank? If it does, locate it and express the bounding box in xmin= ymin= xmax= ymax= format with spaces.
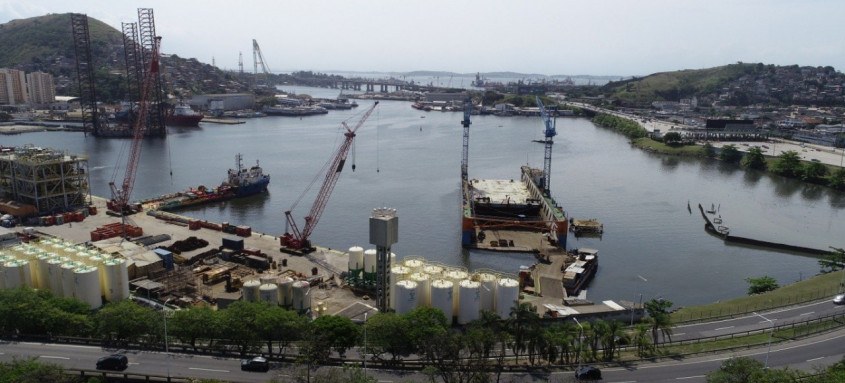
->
xmin=408 ymin=272 xmax=431 ymax=307
xmin=444 ymin=270 xmax=468 ymax=313
xmin=430 ymin=279 xmax=454 ymax=321
xmin=3 ymin=260 xmax=25 ymax=289
xmin=475 ymin=272 xmax=498 ymax=313
xmin=402 ymin=258 xmax=425 ymax=273
xmin=291 ymin=280 xmax=311 ymax=312
xmin=103 ymin=258 xmax=129 ymax=301
xmin=242 ymin=279 xmax=261 ymax=302
xmin=458 ymin=279 xmax=481 ymax=325
xmin=496 ymin=278 xmax=520 ymax=319
xmin=61 ymin=261 xmax=78 ymax=298
xmin=259 ymin=274 xmax=278 ymax=286
xmin=394 ymin=280 xmax=418 ymax=314
xmin=277 ymin=277 xmax=294 ymax=306
xmin=347 ymin=246 xmax=364 ymax=277
xmin=0 ymin=257 xmax=5 ymax=289
xmin=34 ymin=252 xmax=53 ymax=289
xmin=47 ymin=257 xmax=64 ymax=296
xmin=389 ymin=265 xmax=412 ymax=309
xmin=74 ymin=265 xmax=102 ymax=308
xmin=259 ymin=283 xmax=279 ymax=305
xmin=422 ymin=264 xmax=444 ymax=277
xmin=363 ymin=249 xmax=377 ymax=274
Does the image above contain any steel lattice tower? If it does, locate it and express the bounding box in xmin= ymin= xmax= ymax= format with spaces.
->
xmin=121 ymin=22 xmax=142 ymax=108
xmin=137 ymin=8 xmax=166 ymax=137
xmin=71 ymin=14 xmax=100 ymax=136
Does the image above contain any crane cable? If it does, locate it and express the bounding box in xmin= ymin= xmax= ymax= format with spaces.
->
xmin=376 ymin=107 xmax=380 ymax=173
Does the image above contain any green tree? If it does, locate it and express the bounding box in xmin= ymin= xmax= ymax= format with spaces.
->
xmin=365 ymin=312 xmax=413 ymax=364
xmin=644 ymin=298 xmax=673 ymax=346
xmin=707 ymin=356 xmax=801 ymax=383
xmin=632 ymin=323 xmax=653 ymax=357
xmin=701 ymin=142 xmax=716 ymax=158
xmin=741 ymin=147 xmax=767 ymax=170
xmin=257 ymin=306 xmax=305 ymax=358
xmin=307 ymin=365 xmax=377 ymax=383
xmin=219 ymin=301 xmax=262 ymax=355
xmin=95 ymin=300 xmax=160 ymax=346
xmin=719 ymin=144 xmax=742 ymax=163
xmin=819 ymin=247 xmax=845 ymax=274
xmin=0 ymin=358 xmax=77 ymax=383
xmin=170 ymin=307 xmax=221 ymax=352
xmin=310 ymin=315 xmax=360 ymax=358
xmin=746 ymin=276 xmax=779 ymax=295
xmin=405 ymin=307 xmax=449 ymax=362
xmin=0 ymin=112 xmax=11 ymax=122
xmin=601 ymin=320 xmax=626 ymax=361
xmin=828 ymin=168 xmax=845 ymax=190
xmin=507 ymin=302 xmax=540 ymax=364
xmin=547 ymin=322 xmax=579 ymax=364
xmin=0 ymin=288 xmax=92 ymax=337
xmin=771 ymin=150 xmax=802 ymax=177
xmin=802 ymin=161 xmax=829 ymax=183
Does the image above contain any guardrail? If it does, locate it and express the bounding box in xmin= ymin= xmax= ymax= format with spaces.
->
xmin=66 ymin=369 xmax=192 ymax=383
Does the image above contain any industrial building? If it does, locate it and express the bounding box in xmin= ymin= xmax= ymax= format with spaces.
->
xmin=0 ymin=146 xmax=90 ymax=215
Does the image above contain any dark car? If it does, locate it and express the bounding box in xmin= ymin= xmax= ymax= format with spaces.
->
xmin=96 ymin=354 xmax=128 ymax=370
xmin=575 ymin=365 xmax=602 ymax=380
xmin=240 ymin=356 xmax=269 ymax=372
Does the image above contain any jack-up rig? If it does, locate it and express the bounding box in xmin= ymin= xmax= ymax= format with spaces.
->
xmin=280 ymin=101 xmax=380 ymax=254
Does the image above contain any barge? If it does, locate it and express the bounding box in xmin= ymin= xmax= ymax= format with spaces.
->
xmin=462 ymin=166 xmax=568 ymax=250
xmin=140 ymin=154 xmax=269 ymax=211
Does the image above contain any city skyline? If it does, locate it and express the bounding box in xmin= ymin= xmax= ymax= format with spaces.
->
xmin=1 ymin=0 xmax=844 ymax=77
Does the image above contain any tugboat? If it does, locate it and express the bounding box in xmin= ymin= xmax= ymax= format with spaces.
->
xmin=166 ymin=102 xmax=204 ymax=127
xmin=227 ymin=153 xmax=270 ymax=197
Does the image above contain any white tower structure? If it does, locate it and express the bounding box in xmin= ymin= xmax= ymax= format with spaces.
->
xmin=370 ymin=207 xmax=398 ymax=312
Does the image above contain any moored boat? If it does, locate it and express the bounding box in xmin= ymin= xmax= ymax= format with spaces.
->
xmin=166 ymin=103 xmax=204 ymax=127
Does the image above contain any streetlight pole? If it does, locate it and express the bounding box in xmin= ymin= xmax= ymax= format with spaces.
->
xmin=572 ymin=317 xmax=584 ymax=369
xmin=163 ymin=298 xmax=172 ymax=377
xmin=752 ymin=312 xmax=774 ymax=368
xmin=363 ymin=312 xmax=368 ymax=377
xmin=630 ymin=293 xmax=643 ymax=326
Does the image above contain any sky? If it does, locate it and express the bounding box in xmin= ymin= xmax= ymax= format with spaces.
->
xmin=1 ymin=0 xmax=844 ymax=77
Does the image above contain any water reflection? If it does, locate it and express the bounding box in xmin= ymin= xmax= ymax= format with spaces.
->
xmin=800 ymin=184 xmax=824 ymax=201
xmin=772 ymin=176 xmax=802 ymax=198
xmin=742 ymin=168 xmax=763 ymax=186
xmin=660 ymin=156 xmax=680 ymax=171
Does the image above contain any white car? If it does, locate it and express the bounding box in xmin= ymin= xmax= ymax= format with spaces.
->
xmin=834 ymin=294 xmax=845 ymax=305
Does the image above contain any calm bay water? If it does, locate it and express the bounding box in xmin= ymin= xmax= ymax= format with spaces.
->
xmin=4 ymin=87 xmax=843 ymax=307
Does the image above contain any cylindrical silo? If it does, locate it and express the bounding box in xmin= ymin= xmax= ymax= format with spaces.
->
xmin=291 ymin=280 xmax=311 ymax=312
xmin=259 ymin=283 xmax=279 ymax=305
xmin=408 ymin=272 xmax=431 ymax=307
xmin=496 ymin=278 xmax=520 ymax=319
xmin=347 ymin=246 xmax=364 ymax=279
xmin=389 ymin=266 xmax=411 ymax=309
xmin=103 ymin=258 xmax=129 ymax=301
xmin=458 ymin=280 xmax=481 ymax=325
xmin=0 ymin=258 xmax=5 ymax=289
xmin=61 ymin=261 xmax=78 ymax=298
xmin=444 ymin=270 xmax=468 ymax=313
xmin=430 ymin=279 xmax=454 ymax=321
xmin=47 ymin=257 xmax=64 ymax=296
xmin=423 ymin=264 xmax=444 ymax=278
xmin=363 ymin=249 xmax=377 ymax=281
xmin=242 ymin=280 xmax=261 ymax=302
xmin=74 ymin=265 xmax=102 ymax=308
xmin=475 ymin=272 xmax=498 ymax=313
xmin=394 ymin=280 xmax=418 ymax=314
xmin=259 ymin=274 xmax=278 ymax=286
xmin=402 ymin=258 xmax=425 ymax=274
xmin=3 ymin=260 xmax=24 ymax=289
xmin=277 ymin=276 xmax=294 ymax=306
xmin=34 ymin=252 xmax=53 ymax=289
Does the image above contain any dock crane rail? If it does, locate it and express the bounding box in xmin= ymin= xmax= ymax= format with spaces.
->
xmin=281 ymin=101 xmax=380 ymax=251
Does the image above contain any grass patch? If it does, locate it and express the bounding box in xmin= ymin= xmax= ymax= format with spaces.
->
xmin=632 ymin=137 xmax=705 ymax=156
xmin=672 ymin=271 xmax=844 ymax=323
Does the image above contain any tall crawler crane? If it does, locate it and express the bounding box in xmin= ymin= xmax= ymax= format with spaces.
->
xmin=536 ymin=96 xmax=557 ymax=193
xmin=107 ymin=36 xmax=162 ymax=214
xmin=281 ymin=101 xmax=380 ymax=252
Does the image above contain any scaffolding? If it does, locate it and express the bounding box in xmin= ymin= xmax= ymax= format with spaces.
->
xmin=0 ymin=147 xmax=90 ymax=214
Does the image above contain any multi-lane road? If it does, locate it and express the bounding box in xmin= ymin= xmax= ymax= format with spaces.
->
xmin=3 ymin=302 xmax=843 ymax=383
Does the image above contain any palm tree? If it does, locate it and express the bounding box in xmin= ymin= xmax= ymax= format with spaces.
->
xmin=633 ymin=323 xmax=653 ymax=357
xmin=645 ymin=298 xmax=674 ymax=346
xmin=601 ymin=320 xmax=626 ymax=361
xmin=507 ymin=302 xmax=539 ymax=364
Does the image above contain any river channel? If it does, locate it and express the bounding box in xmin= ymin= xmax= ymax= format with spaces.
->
xmin=4 ymin=87 xmax=843 ymax=307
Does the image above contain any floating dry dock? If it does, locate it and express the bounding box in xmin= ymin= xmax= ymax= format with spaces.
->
xmin=462 ymin=166 xmax=567 ymax=250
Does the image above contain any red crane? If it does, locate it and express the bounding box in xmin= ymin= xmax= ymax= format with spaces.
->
xmin=107 ymin=36 xmax=162 ymax=214
xmin=281 ymin=101 xmax=379 ymax=251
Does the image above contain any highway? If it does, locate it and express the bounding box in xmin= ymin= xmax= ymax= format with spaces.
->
xmin=3 ymin=323 xmax=844 ymax=383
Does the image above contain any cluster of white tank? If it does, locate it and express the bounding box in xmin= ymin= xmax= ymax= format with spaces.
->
xmin=0 ymin=238 xmax=130 ymax=308
xmin=346 ymin=247 xmax=520 ymax=324
xmin=241 ymin=274 xmax=311 ymax=312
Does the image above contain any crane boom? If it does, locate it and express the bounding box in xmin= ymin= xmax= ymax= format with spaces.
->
xmin=108 ymin=36 xmax=161 ymax=214
xmin=536 ymin=96 xmax=557 ymax=193
xmin=282 ymin=101 xmax=380 ymax=251
xmin=460 ymin=98 xmax=472 ymax=182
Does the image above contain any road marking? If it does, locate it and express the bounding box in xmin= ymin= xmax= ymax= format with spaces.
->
xmin=189 ymin=368 xmax=230 ymax=373
xmin=674 ymin=333 xmax=686 ymax=336
xmin=807 ymin=357 xmax=824 ymax=362
xmin=128 ymin=362 xmax=140 ymax=365
xmin=676 ymin=376 xmax=704 ymax=380
xmin=800 ymin=311 xmax=814 ymax=316
xmin=23 ymin=342 xmax=98 ymax=350
xmin=40 ymin=355 xmax=70 ymax=360
xmin=758 ymin=320 xmax=777 ymax=324
xmin=637 ymin=275 xmax=648 ymax=282
xmin=714 ymin=326 xmax=734 ymax=331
